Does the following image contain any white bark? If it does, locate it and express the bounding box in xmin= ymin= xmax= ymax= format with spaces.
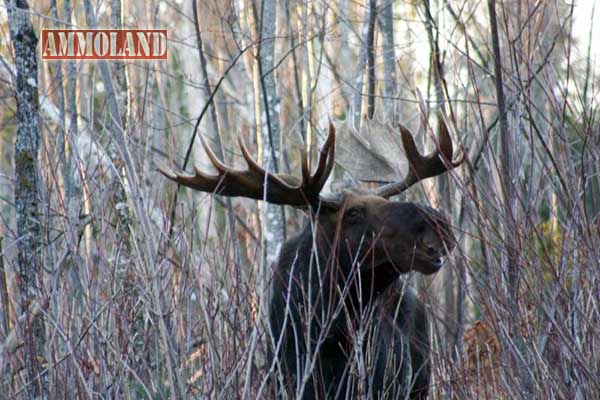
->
xmin=378 ymin=0 xmax=397 ymax=120
xmin=109 ymin=0 xmax=132 ymax=247
xmin=352 ymin=1 xmax=374 ymax=128
xmin=260 ymin=0 xmax=285 ymax=265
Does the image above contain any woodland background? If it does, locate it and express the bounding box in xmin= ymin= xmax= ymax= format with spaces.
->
xmin=0 ymin=0 xmax=599 ymax=398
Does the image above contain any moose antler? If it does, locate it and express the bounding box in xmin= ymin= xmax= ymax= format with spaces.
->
xmin=373 ymin=114 xmax=464 ymax=198
xmin=159 ymin=124 xmax=337 ymax=208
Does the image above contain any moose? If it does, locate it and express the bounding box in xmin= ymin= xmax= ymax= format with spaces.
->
xmin=160 ymin=116 xmax=462 ymax=399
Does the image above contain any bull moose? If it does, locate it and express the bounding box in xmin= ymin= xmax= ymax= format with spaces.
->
xmin=160 ymin=116 xmax=462 ymax=399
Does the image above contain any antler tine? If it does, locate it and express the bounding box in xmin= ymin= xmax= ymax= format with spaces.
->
xmin=438 ymin=114 xmax=465 ymax=168
xmin=310 ymin=123 xmax=336 ymax=189
xmin=157 ymin=161 xmax=222 ymax=192
xmin=159 ymin=126 xmax=339 ymax=209
xmin=318 ymin=125 xmax=336 ymax=188
xmin=437 ymin=114 xmax=452 ymax=160
xmin=374 ymin=115 xmax=463 ymax=198
xmin=200 ymin=134 xmax=228 ymax=174
xmin=158 ymin=163 xmax=179 ymax=180
xmin=238 ymin=136 xmax=267 ymax=175
xmin=300 ymin=143 xmax=311 ymax=184
xmin=397 ymin=123 xmax=422 ymax=183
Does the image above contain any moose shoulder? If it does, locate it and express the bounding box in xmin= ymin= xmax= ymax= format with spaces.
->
xmin=160 ymin=117 xmax=462 ymax=399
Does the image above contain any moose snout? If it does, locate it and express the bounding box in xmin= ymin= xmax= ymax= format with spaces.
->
xmin=375 ymin=203 xmax=454 ymax=267
xmin=424 ymin=208 xmax=456 ymax=252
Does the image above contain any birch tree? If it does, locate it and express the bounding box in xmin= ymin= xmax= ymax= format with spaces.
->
xmin=378 ymin=0 xmax=397 ymax=120
xmin=352 ymin=0 xmax=376 ymax=128
xmin=5 ymin=0 xmax=47 ymax=397
xmin=109 ymin=0 xmax=132 ymax=250
xmin=258 ymin=0 xmax=285 ymax=264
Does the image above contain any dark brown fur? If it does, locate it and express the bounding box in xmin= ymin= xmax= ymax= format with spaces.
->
xmin=269 ymin=192 xmax=455 ymax=399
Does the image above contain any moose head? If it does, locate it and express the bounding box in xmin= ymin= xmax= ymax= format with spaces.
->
xmin=160 ymin=115 xmax=462 ymax=399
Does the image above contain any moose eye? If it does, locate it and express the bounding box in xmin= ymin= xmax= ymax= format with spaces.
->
xmin=344 ymin=207 xmax=365 ymax=223
xmin=415 ymin=221 xmax=427 ymax=235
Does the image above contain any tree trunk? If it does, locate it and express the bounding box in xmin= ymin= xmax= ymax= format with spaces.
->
xmin=259 ymin=0 xmax=286 ymax=265
xmin=377 ymin=0 xmax=396 ymax=120
xmin=352 ymin=0 xmax=375 ymax=128
xmin=5 ymin=0 xmax=48 ymax=397
xmin=285 ymin=1 xmax=306 ymax=140
xmin=366 ymin=0 xmax=377 ymax=120
xmin=109 ymin=0 xmax=132 ymax=249
xmin=297 ymin=0 xmax=313 ymax=145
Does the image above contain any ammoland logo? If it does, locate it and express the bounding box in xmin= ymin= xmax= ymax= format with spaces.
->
xmin=41 ymin=29 xmax=167 ymax=60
